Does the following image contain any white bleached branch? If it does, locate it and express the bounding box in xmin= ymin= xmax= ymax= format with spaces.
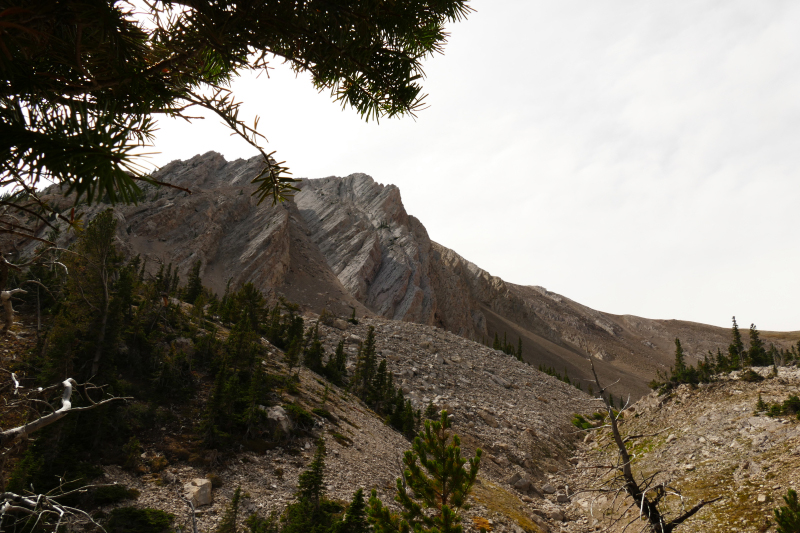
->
xmin=1 ymin=288 xmax=27 ymax=334
xmin=0 ymin=377 xmax=130 ymax=447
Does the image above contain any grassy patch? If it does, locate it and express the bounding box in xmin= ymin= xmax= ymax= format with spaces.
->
xmin=331 ymin=432 xmax=353 ymax=447
xmin=106 ymin=507 xmax=174 ymax=533
xmin=470 ymin=479 xmax=545 ymax=533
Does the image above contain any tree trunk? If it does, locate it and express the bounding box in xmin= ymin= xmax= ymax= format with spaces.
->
xmin=1 ymin=288 xmax=26 ymax=334
xmin=90 ymin=271 xmax=110 ymax=377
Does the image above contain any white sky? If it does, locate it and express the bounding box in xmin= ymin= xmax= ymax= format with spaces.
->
xmin=145 ymin=0 xmax=800 ymax=332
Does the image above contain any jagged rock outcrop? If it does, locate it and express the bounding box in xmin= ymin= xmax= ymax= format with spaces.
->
xmin=28 ymin=151 xmax=799 ymax=398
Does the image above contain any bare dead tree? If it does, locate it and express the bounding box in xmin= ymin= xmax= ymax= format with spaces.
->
xmin=1 ymin=481 xmax=113 ymax=532
xmin=1 ymin=251 xmax=69 ymax=336
xmin=0 ymin=372 xmax=131 ymax=448
xmin=577 ymin=359 xmax=720 ymax=533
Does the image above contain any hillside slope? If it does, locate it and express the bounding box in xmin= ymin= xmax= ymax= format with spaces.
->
xmin=30 ymin=151 xmax=799 ymax=398
xmin=560 ymin=367 xmax=800 ymax=532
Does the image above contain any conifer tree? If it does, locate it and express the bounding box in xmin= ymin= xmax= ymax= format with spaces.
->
xmin=337 ymin=489 xmax=370 ymax=533
xmin=216 ymin=486 xmax=242 ymax=533
xmin=241 ymin=366 xmax=267 ymax=438
xmin=282 ymin=438 xmax=342 ymax=533
xmin=756 ymin=392 xmax=768 ymax=413
xmin=424 ymin=402 xmax=439 ymax=420
xmin=729 ymin=316 xmax=744 ymax=369
xmin=748 ymin=323 xmax=768 ymax=366
xmin=352 ymin=327 xmax=377 ymax=398
xmin=368 ymin=410 xmax=481 ymax=533
xmin=714 ymin=348 xmax=727 ymax=372
xmin=492 ymin=333 xmax=500 ymax=350
xmin=774 ymin=488 xmax=800 ymax=533
xmin=517 ymin=337 xmax=523 ymax=360
xmin=369 ymin=359 xmax=389 ymax=411
xmin=304 ymin=323 xmax=325 ymax=374
xmin=184 ymin=260 xmax=204 ymax=304
xmin=297 ymin=439 xmax=327 ymax=511
xmin=673 ymin=338 xmax=687 ymax=377
xmin=323 ymin=340 xmax=347 ymax=386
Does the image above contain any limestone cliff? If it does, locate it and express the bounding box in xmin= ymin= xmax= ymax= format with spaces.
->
xmin=33 ymin=151 xmax=798 ymax=398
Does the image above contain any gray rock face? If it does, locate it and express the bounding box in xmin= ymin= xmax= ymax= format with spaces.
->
xmin=38 ymin=151 xmax=796 ymax=401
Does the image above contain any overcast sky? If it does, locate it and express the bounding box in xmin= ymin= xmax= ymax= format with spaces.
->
xmin=145 ymin=0 xmax=800 ymax=332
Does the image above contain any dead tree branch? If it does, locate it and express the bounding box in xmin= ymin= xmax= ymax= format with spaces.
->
xmin=0 ymin=376 xmax=131 ymax=447
xmin=584 ymin=358 xmax=720 ymax=533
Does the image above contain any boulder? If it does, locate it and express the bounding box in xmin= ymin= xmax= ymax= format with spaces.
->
xmin=184 ymin=478 xmax=212 ymax=507
xmin=530 ymin=513 xmax=550 ymax=532
xmin=263 ymin=406 xmax=293 ymax=435
xmin=556 ymin=493 xmax=570 ymax=503
xmin=542 ymin=484 xmax=556 ymax=494
xmin=546 ymin=509 xmax=565 ymax=521
xmin=508 ymin=472 xmax=522 ymax=486
xmin=478 ymin=410 xmax=499 ymax=428
xmin=513 ymin=478 xmax=532 ymax=492
xmin=332 ymin=319 xmax=349 ymax=330
xmin=491 ymin=374 xmax=511 ymax=389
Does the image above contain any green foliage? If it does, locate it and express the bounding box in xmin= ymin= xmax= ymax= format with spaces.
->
xmin=649 ymin=337 xmax=715 ymax=394
xmin=424 ymin=402 xmax=439 ymax=420
xmin=216 ymin=486 xmax=243 ymax=533
xmin=322 ymin=340 xmax=347 ymax=387
xmin=537 ymin=364 xmax=584 ymax=393
xmin=728 ymin=316 xmax=745 ymax=371
xmin=298 ymin=439 xmax=327 ymax=509
xmin=304 ymin=323 xmax=325 ymax=374
xmin=748 ymin=323 xmax=770 ymax=366
xmin=337 ymin=488 xmax=370 ymax=533
xmin=93 ymin=484 xmax=141 ymax=505
xmin=368 ymin=410 xmax=481 ymax=533
xmin=184 ymin=260 xmax=204 ymax=304
xmin=285 ymin=403 xmax=315 ymax=430
xmin=756 ymin=393 xmax=768 ymax=413
xmin=2 ymin=0 xmax=472 ymax=234
xmin=774 ymin=489 xmax=800 ymax=533
xmin=348 ymin=307 xmax=359 ymax=325
xmin=245 ymin=512 xmax=280 ymax=533
xmin=281 ymin=439 xmax=346 ymax=533
xmin=265 ymin=298 xmax=305 ymax=365
xmin=571 ymin=414 xmax=593 ymax=430
xmin=740 ymin=369 xmax=765 ymax=382
xmin=313 ymin=408 xmax=333 ymax=420
xmin=757 ymin=394 xmax=800 ymax=419
xmin=106 ymin=507 xmax=174 ymax=533
xmin=783 ymin=395 xmax=800 ymax=415
xmin=350 ymin=327 xmax=418 ymax=439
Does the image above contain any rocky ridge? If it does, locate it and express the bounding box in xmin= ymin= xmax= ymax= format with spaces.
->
xmin=31 ymin=151 xmax=799 ymax=400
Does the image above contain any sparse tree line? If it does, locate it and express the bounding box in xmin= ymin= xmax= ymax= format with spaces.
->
xmin=650 ymin=317 xmax=800 ymax=394
xmin=488 ymin=331 xmax=523 ymax=361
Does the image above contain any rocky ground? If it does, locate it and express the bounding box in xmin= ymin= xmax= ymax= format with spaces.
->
xmin=5 ymin=305 xmax=800 ymax=533
xmin=3 ymin=311 xmax=597 ymax=533
xmin=554 ymin=366 xmax=800 ymax=532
